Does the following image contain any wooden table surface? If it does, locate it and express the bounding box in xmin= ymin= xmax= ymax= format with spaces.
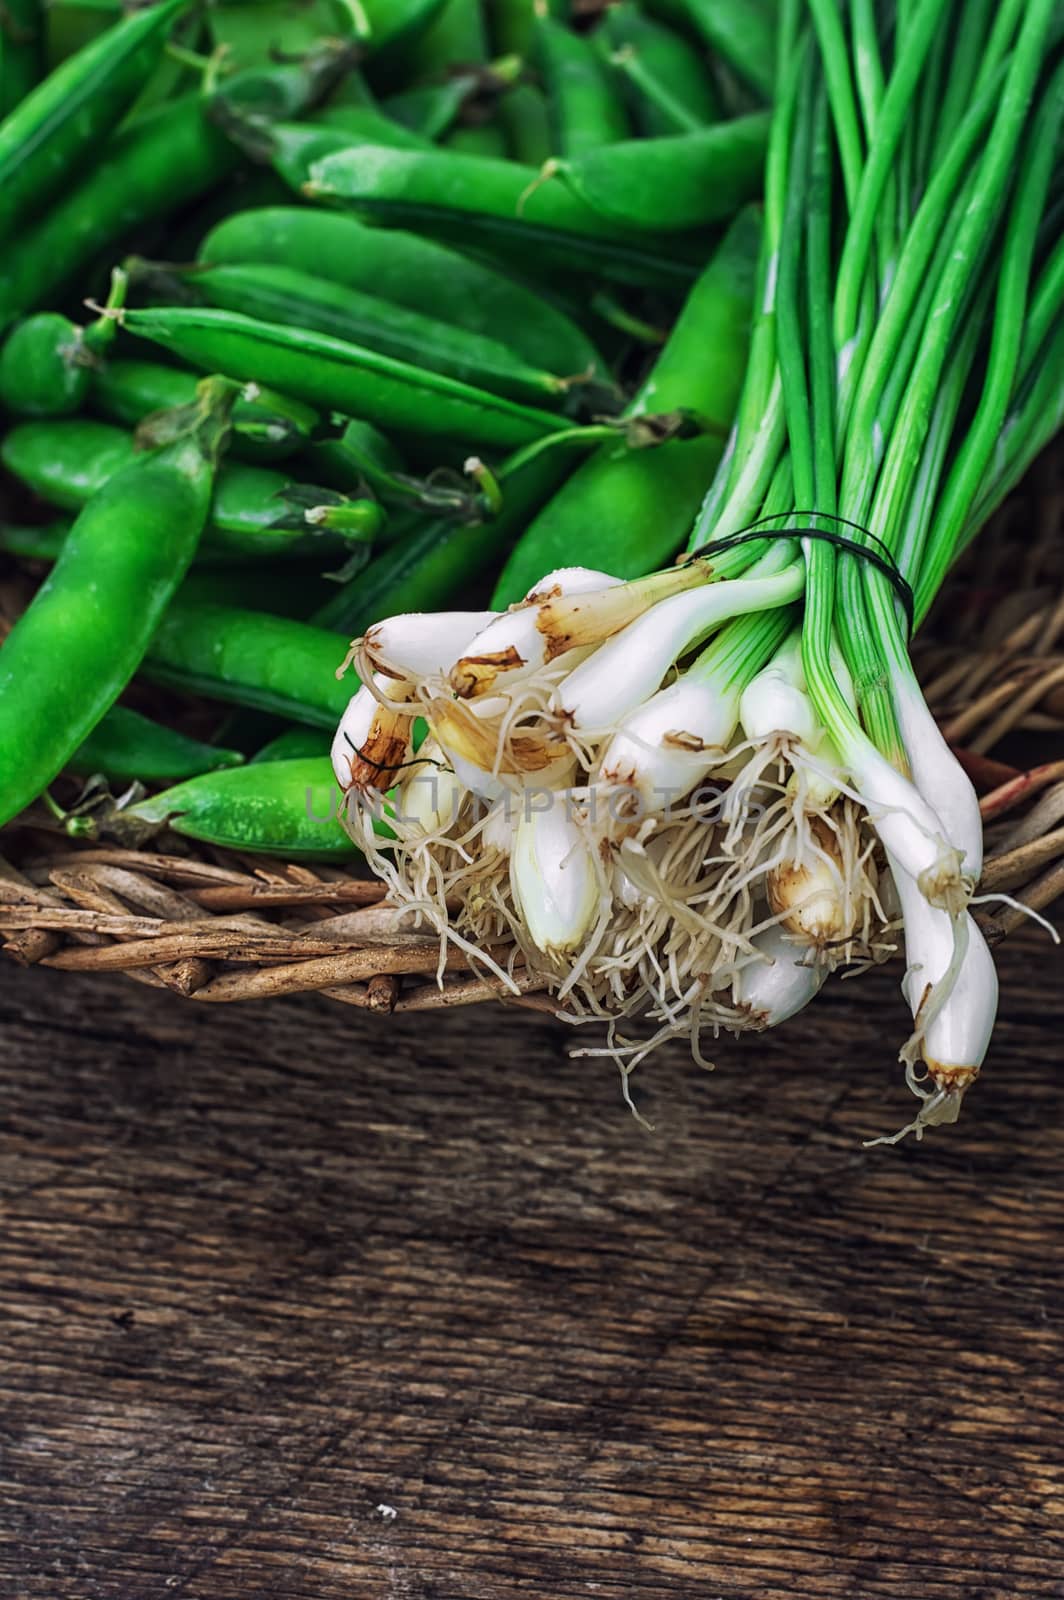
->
xmin=1 ymin=930 xmax=1062 ymax=1599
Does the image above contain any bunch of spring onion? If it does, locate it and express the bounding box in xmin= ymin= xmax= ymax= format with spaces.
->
xmin=332 ymin=0 xmax=1064 ymax=1139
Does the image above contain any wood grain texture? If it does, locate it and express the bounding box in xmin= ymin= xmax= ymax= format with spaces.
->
xmin=0 ymin=933 xmax=1062 ymax=1599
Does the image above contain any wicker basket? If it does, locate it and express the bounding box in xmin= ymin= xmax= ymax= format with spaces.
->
xmin=1 ymin=457 xmax=1061 ymax=1014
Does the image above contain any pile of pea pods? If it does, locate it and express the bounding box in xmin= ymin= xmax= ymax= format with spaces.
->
xmin=0 ymin=0 xmax=772 ymax=860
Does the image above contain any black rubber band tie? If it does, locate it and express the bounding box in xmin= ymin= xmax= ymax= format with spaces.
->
xmin=689 ymin=509 xmax=915 ymax=637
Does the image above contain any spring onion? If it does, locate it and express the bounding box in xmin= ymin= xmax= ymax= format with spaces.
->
xmin=335 ymin=0 xmax=1062 ymax=1140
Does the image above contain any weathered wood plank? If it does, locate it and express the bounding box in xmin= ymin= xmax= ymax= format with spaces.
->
xmin=0 ymin=933 xmax=1061 ymax=1598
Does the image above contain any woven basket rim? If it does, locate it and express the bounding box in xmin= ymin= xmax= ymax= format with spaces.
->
xmin=2 ymin=474 xmax=1062 ymax=1012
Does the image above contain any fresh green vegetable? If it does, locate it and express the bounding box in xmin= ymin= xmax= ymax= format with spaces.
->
xmin=69 ymin=705 xmax=245 ymax=783
xmin=206 ymin=0 xmax=352 ymax=69
xmin=180 ymin=260 xmax=571 ymax=404
xmin=115 ymin=304 xmax=571 ymax=451
xmin=0 ymin=93 xmax=234 ymax=330
xmin=304 ymin=141 xmax=712 ymax=287
xmin=383 ymin=74 xmax=481 ymax=141
xmin=197 ymin=206 xmax=607 ymax=379
xmin=0 ymin=378 xmax=232 ymax=827
xmin=323 ymin=0 xmax=1062 ymax=1149
xmin=144 ymin=599 xmax=353 ymax=728
xmin=0 ymin=271 xmax=124 ymax=418
xmin=494 ymin=205 xmax=760 ymax=601
xmin=0 ymin=0 xmax=1056 ymax=1142
xmin=313 ymin=451 xmax=569 ymax=634
xmin=599 ymin=3 xmax=721 ymax=135
xmin=0 ymin=519 xmax=71 ymax=562
xmin=0 ymin=48 xmax=348 ymax=329
xmin=548 ymin=114 xmax=770 ymax=232
xmin=535 ymin=12 xmax=631 ymax=158
xmin=127 ymin=757 xmax=358 ymax=857
xmin=90 ymin=357 xmax=320 ymax=463
xmin=0 ymin=0 xmax=186 ymax=243
xmin=0 ymin=0 xmax=44 ymax=118
xmin=296 ymin=418 xmax=410 ymax=507
xmin=3 ymin=416 xmax=136 ymax=506
xmin=442 ymin=120 xmax=509 ymax=159
xmin=404 ymin=0 xmax=488 ymax=74
xmin=1 ymin=313 xmax=101 ymax=419
xmin=359 ymin=0 xmax=451 ymax=77
xmin=309 ymin=105 xmax=435 ymax=149
xmin=643 ymin=0 xmax=776 ymax=101
xmin=1 ymin=417 xmax=378 ymax=562
xmin=499 ymin=82 xmax=552 ymax=164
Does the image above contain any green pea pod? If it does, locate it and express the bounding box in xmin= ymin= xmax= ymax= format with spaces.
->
xmin=0 ymin=94 xmax=236 ymax=331
xmin=69 ymin=705 xmax=245 ymax=783
xmin=311 ymin=104 xmax=435 ymax=150
xmin=0 ymin=50 xmax=350 ymax=330
xmin=144 ymin=599 xmax=352 ymax=729
xmin=0 ymin=275 xmax=123 ymax=418
xmin=251 ymin=727 xmax=330 ymax=763
xmin=0 ymin=377 xmax=232 ymax=828
xmin=116 ymin=305 xmax=570 ymax=451
xmin=127 ymin=758 xmax=357 ymax=859
xmin=442 ymin=119 xmax=509 ymax=159
xmin=601 ymin=3 xmax=721 ymax=135
xmin=2 ymin=417 xmax=134 ymax=506
xmin=359 ymin=0 xmax=450 ymax=84
xmin=605 ymin=47 xmax=709 ymax=138
xmin=383 ymin=74 xmax=480 ymax=140
xmin=492 ymin=205 xmax=760 ymax=602
xmin=0 ymin=0 xmax=186 ymax=243
xmin=1 ymin=418 xmax=369 ymax=562
xmin=299 ymin=418 xmax=409 ymax=500
xmin=312 ymin=449 xmax=569 ymax=634
xmin=123 ymin=4 xmax=205 ymax=122
xmin=183 ymin=261 xmax=570 ymax=406
xmin=271 ymin=484 xmax=385 ymax=574
xmin=306 ymin=418 xmax=493 ymax=536
xmin=550 ymin=113 xmax=770 ymax=233
xmin=206 ymin=0 xmax=352 ymax=69
xmin=196 ymin=458 xmax=378 ymax=560
xmin=404 ymin=0 xmax=488 ymax=73
xmin=534 ymin=13 xmax=630 ymax=158
xmin=0 ymin=313 xmax=97 ymax=418
xmin=90 ymin=357 xmax=320 ymax=463
xmin=359 ymin=0 xmax=451 ymax=55
xmin=0 ymin=525 xmax=332 ymax=616
xmin=300 ymin=423 xmax=487 ymax=525
xmin=305 ymin=142 xmax=711 ymax=288
xmin=499 ymin=82 xmax=552 ymax=165
xmin=0 ymin=0 xmax=44 ymax=118
xmin=487 ymin=0 xmax=564 ymax=57
xmin=256 ymin=120 xmax=417 ymax=196
xmin=197 ymin=206 xmax=607 ymax=381
xmin=208 ymin=39 xmax=356 ymax=125
xmin=0 ymin=518 xmax=70 ymax=561
xmin=644 ymin=0 xmax=775 ymax=101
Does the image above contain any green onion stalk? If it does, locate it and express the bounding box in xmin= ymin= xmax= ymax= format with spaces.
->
xmin=331 ymin=0 xmax=1063 ymax=1140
